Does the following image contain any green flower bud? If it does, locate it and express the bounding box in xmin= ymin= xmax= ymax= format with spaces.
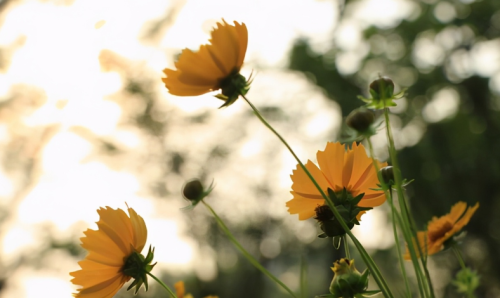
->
xmin=369 ymin=77 xmax=394 ymax=101
xmin=346 ymin=109 xmax=375 ymax=133
xmin=379 ymin=166 xmax=394 ymax=186
xmin=452 ymin=267 xmax=480 ymax=296
xmin=182 ymin=179 xmax=214 ymax=208
xmin=329 ymin=259 xmax=369 ymax=298
xmin=183 ymin=179 xmax=204 ymax=202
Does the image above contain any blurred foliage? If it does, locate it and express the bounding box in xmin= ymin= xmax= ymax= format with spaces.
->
xmin=289 ymin=0 xmax=500 ymax=296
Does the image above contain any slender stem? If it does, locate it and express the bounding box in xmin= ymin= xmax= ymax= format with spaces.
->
xmin=300 ymin=255 xmax=308 ymax=298
xmin=343 ymin=235 xmax=351 ymax=259
xmin=366 ymin=138 xmax=411 ymax=298
xmin=146 ymin=272 xmax=178 ymax=298
xmin=241 ymin=94 xmax=394 ymax=298
xmin=382 ymin=107 xmax=435 ymax=298
xmin=202 ymin=200 xmax=298 ymax=298
xmin=452 ymin=244 xmax=467 ymax=270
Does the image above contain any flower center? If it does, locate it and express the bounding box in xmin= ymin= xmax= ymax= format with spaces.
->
xmin=427 ymin=219 xmax=454 ymax=242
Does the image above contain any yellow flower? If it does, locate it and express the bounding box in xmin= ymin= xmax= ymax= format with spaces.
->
xmin=162 ymin=20 xmax=249 ymax=107
xmin=175 ymin=281 xmax=218 ymax=298
xmin=70 ymin=206 xmax=152 ymax=298
xmin=287 ymin=142 xmax=387 ymax=220
xmin=405 ymin=201 xmax=479 ymax=259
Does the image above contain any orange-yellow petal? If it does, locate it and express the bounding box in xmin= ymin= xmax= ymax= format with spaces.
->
xmin=74 ymin=274 xmax=128 ymax=298
xmin=451 ymin=202 xmax=479 ymax=234
xmin=291 ymin=160 xmax=330 ymax=198
xmin=347 ymin=143 xmax=371 ymax=189
xmin=207 ymin=20 xmax=240 ymax=74
xmin=162 ymin=70 xmax=214 ymax=96
xmin=70 ymin=263 xmax=122 ymax=288
xmin=174 ymin=46 xmax=223 ymax=86
xmin=316 ymin=142 xmax=345 ymax=189
xmin=175 ymin=281 xmax=186 ymax=298
xmin=286 ymin=193 xmax=324 ymax=220
xmin=128 ymin=207 xmax=147 ymax=252
xmin=233 ymin=21 xmax=248 ymax=69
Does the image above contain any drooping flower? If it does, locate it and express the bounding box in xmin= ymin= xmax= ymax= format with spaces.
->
xmin=175 ymin=281 xmax=218 ymax=298
xmin=70 ymin=206 xmax=155 ymax=297
xmin=162 ymin=20 xmax=249 ymax=108
xmin=405 ymin=201 xmax=479 ymax=259
xmin=287 ymin=142 xmax=387 ymax=221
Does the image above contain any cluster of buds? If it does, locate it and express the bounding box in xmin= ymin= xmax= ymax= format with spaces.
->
xmin=344 ymin=76 xmax=403 ymax=141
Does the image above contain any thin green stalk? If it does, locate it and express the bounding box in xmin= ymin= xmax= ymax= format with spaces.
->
xmin=452 ymin=244 xmax=467 ymax=270
xmin=366 ymin=138 xmax=411 ymax=298
xmin=451 ymin=244 xmax=476 ymax=298
xmin=241 ymin=94 xmax=394 ymax=298
xmin=146 ymin=272 xmax=178 ymax=298
xmin=382 ymin=108 xmax=435 ymax=298
xmin=202 ymin=200 xmax=298 ymax=298
xmin=343 ymin=235 xmax=351 ymax=259
xmin=300 ymin=255 xmax=308 ymax=298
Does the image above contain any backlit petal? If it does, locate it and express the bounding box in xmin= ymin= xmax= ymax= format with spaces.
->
xmin=291 ymin=160 xmax=330 ymax=197
xmin=316 ymin=142 xmax=344 ymax=188
xmin=208 ymin=20 xmax=239 ymax=75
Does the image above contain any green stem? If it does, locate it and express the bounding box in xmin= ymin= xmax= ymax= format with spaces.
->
xmin=202 ymin=200 xmax=298 ymax=298
xmin=366 ymin=138 xmax=411 ymax=298
xmin=146 ymin=272 xmax=178 ymax=298
xmin=382 ymin=107 xmax=435 ymax=298
xmin=241 ymin=94 xmax=394 ymax=298
xmin=452 ymin=244 xmax=467 ymax=270
xmin=300 ymin=255 xmax=308 ymax=298
xmin=343 ymin=235 xmax=351 ymax=259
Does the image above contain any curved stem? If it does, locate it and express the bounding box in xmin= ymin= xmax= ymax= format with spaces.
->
xmin=202 ymin=200 xmax=298 ymax=298
xmin=146 ymin=272 xmax=178 ymax=298
xmin=241 ymin=94 xmax=394 ymax=298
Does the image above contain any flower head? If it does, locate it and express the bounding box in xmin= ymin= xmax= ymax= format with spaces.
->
xmin=70 ymin=206 xmax=154 ymax=297
xmin=287 ymin=142 xmax=387 ymax=221
xmin=405 ymin=201 xmax=479 ymax=259
xmin=162 ymin=20 xmax=249 ymax=107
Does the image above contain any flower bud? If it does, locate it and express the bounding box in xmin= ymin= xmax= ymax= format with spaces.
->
xmin=346 ymin=109 xmax=375 ymax=133
xmin=329 ymin=259 xmax=369 ymax=298
xmin=369 ymin=77 xmax=394 ymax=100
xmin=181 ymin=179 xmax=214 ymax=208
xmin=182 ymin=179 xmax=204 ymax=202
xmin=379 ymin=166 xmax=394 ymax=186
xmin=452 ymin=267 xmax=480 ymax=295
